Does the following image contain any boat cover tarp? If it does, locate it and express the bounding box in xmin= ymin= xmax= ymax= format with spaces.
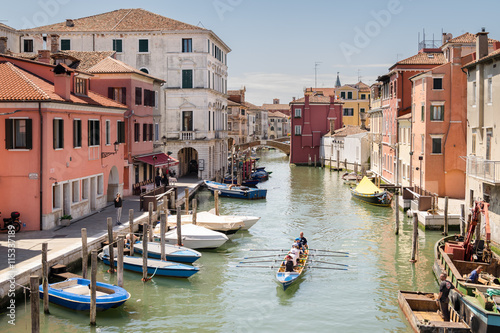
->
xmin=354 ymin=176 xmax=382 ymax=194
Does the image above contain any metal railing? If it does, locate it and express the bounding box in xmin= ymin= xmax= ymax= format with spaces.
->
xmin=467 ymin=156 xmax=500 ymax=185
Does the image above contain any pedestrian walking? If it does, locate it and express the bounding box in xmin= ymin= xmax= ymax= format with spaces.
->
xmin=115 ymin=193 xmax=123 ymax=225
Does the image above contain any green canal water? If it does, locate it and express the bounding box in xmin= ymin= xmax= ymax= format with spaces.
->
xmin=4 ymin=150 xmax=444 ymax=333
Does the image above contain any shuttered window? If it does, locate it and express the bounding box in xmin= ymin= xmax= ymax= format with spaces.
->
xmin=182 ymin=70 xmax=193 ymax=89
xmin=135 ymin=87 xmax=142 ymax=105
xmin=134 ymin=123 xmax=140 ymax=142
xmin=5 ymin=119 xmax=32 ymax=149
xmin=143 ymin=123 xmax=148 ymax=141
xmin=73 ymin=119 xmax=82 ymax=148
xmin=117 ymin=121 xmax=125 ymax=143
xmin=88 ymin=120 xmax=100 ymax=146
xmin=53 ymin=118 xmax=64 ymax=149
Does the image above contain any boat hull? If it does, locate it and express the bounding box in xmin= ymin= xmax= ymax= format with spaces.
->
xmin=350 ymin=189 xmax=392 ymax=207
xmin=276 ymin=249 xmax=308 ymax=290
xmin=39 ymin=278 xmax=130 ymax=311
xmin=101 ymin=255 xmax=199 ymax=278
xmin=205 ymin=181 xmax=267 ymax=200
xmin=133 ymin=242 xmax=201 ymax=263
xmin=159 ymin=237 xmax=227 ymax=249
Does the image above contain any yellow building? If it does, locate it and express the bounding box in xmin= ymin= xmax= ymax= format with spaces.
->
xmin=305 ymin=80 xmax=370 ymax=127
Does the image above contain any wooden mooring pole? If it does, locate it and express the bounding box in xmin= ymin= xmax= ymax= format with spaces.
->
xmin=30 ymin=276 xmax=40 ymax=332
xmin=42 ymin=243 xmax=49 ymax=314
xmin=214 ymin=190 xmax=220 ymax=216
xmin=142 ymin=223 xmax=148 ymax=282
xmin=170 ymin=191 xmax=175 ymax=210
xmin=160 ymin=213 xmax=166 ymax=261
xmin=330 ymin=157 xmax=332 ymax=172
xmin=107 ymin=217 xmax=115 ymax=273
xmin=81 ymin=228 xmax=88 ymax=279
xmin=460 ymin=204 xmax=465 ymax=236
xmin=443 ymin=196 xmax=449 ymax=236
xmin=176 ymin=205 xmax=182 ymax=246
xmin=185 ymin=188 xmax=190 ymax=214
xmin=148 ymin=202 xmax=154 ymax=242
xmin=192 ymin=199 xmax=198 ymax=225
xmin=395 ymin=190 xmax=399 ymax=235
xmin=410 ymin=213 xmax=418 ymax=263
xmin=117 ymin=236 xmax=124 ymax=288
xmin=90 ymin=250 xmax=97 ymax=325
xmin=128 ymin=209 xmax=134 ymax=254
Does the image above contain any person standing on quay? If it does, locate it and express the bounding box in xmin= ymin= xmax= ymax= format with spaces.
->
xmin=115 ymin=193 xmax=123 ymax=226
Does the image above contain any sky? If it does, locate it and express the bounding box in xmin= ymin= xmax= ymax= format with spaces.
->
xmin=3 ymin=0 xmax=500 ymax=105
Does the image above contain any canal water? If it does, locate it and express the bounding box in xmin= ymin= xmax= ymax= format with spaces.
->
xmin=5 ymin=150 xmax=444 ymax=332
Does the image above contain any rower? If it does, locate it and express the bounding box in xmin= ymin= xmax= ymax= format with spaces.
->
xmin=285 ymin=255 xmax=294 ymax=272
xmin=299 ymin=232 xmax=308 ymax=248
xmin=289 ymin=243 xmax=300 ymax=266
xmin=294 ymin=238 xmax=304 ymax=253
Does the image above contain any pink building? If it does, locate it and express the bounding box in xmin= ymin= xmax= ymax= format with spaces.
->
xmin=409 ymin=33 xmax=499 ymax=198
xmin=0 ymin=55 xmax=126 ymax=230
xmin=290 ymin=93 xmax=343 ymax=165
xmin=377 ymin=49 xmax=446 ymax=183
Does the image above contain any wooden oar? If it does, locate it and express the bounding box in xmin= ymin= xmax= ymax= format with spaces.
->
xmin=310 ymin=254 xmax=349 ymax=258
xmin=249 ymin=249 xmax=288 ymax=252
xmin=309 ymin=249 xmax=350 ymax=255
xmin=239 ymin=260 xmax=281 ymax=264
xmin=308 ymin=266 xmax=348 ymax=271
xmin=235 ymin=265 xmax=278 ymax=268
xmin=309 ymin=260 xmax=352 ymax=267
xmin=243 ymin=254 xmax=284 ymax=259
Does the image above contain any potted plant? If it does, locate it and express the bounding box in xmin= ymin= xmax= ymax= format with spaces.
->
xmin=60 ymin=214 xmax=73 ymax=227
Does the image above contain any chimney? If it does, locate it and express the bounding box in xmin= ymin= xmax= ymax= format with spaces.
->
xmin=53 ymin=64 xmax=72 ymax=101
xmin=38 ymin=50 xmax=51 ymax=64
xmin=360 ymin=113 xmax=366 ymax=130
xmin=442 ymin=33 xmax=447 ymax=46
xmin=66 ymin=19 xmax=74 ymax=27
xmin=0 ymin=37 xmax=7 ymax=54
xmin=329 ymin=119 xmax=335 ymax=134
xmin=292 ymin=97 xmax=296 ymax=101
xmin=476 ymin=28 xmax=489 ymax=60
xmin=273 ymin=98 xmax=279 ymax=104
xmin=50 ymin=34 xmax=60 ymax=53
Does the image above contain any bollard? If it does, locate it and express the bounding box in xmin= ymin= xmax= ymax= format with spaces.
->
xmin=395 ymin=190 xmax=399 ymax=235
xmin=30 ymin=276 xmax=40 ymax=333
xmin=90 ymin=250 xmax=97 ymax=325
xmin=460 ymin=204 xmax=465 ymax=236
xmin=148 ymin=202 xmax=154 ymax=242
xmin=81 ymin=228 xmax=88 ymax=279
xmin=410 ymin=213 xmax=418 ymax=263
xmin=214 ymin=190 xmax=220 ymax=216
xmin=107 ymin=217 xmax=115 ymax=273
xmin=42 ymin=243 xmax=49 ymax=314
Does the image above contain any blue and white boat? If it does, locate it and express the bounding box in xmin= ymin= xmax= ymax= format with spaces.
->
xmin=133 ymin=241 xmax=201 ymax=263
xmin=99 ymin=253 xmax=199 ymax=278
xmin=276 ymin=249 xmax=309 ymax=290
xmin=204 ymin=180 xmax=267 ymax=200
xmin=39 ymin=278 xmax=130 ymax=311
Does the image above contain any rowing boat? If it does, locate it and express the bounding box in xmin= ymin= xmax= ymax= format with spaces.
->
xmin=276 ymin=248 xmax=309 ymax=290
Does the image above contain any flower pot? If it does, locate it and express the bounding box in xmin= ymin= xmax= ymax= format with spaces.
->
xmin=61 ymin=219 xmax=71 ymax=227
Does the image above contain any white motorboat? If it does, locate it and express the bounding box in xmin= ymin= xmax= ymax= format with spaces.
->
xmin=207 ymin=209 xmax=260 ymax=230
xmin=167 ymin=211 xmax=244 ymax=234
xmin=154 ymin=224 xmax=229 ymax=249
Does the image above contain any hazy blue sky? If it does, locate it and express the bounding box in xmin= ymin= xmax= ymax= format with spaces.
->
xmin=3 ymin=0 xmax=500 ymax=105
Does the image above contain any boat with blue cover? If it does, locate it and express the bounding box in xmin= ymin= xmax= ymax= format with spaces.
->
xmin=133 ymin=241 xmax=201 ymax=263
xmin=276 ymin=248 xmax=309 ymax=290
xmin=39 ymin=278 xmax=130 ymax=311
xmin=204 ymin=180 xmax=267 ymax=200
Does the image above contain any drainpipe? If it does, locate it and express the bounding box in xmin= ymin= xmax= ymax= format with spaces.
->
xmin=39 ymin=102 xmax=43 ymax=230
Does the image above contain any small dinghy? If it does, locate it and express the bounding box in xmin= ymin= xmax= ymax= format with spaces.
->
xmin=39 ymin=278 xmax=130 ymax=311
xmin=133 ymin=241 xmax=201 ymax=263
xmin=207 ymin=209 xmax=260 ymax=230
xmin=154 ymin=224 xmax=229 ymax=249
xmin=166 ymin=211 xmax=245 ymax=234
xmin=204 ymin=180 xmax=267 ymax=200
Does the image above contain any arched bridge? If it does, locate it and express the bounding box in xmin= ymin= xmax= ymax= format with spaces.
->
xmin=236 ymin=140 xmax=290 ymax=155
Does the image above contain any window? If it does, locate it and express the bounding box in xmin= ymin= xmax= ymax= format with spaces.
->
xmin=135 ymin=87 xmax=142 ymax=105
xmin=294 ymin=125 xmax=302 ymax=135
xmin=139 ymin=39 xmax=149 ymax=53
xmin=433 ymin=78 xmax=443 ymax=90
xmin=432 ymin=137 xmax=442 ymax=154
xmin=343 ymin=108 xmax=354 ymax=116
xmin=143 ymin=89 xmax=155 ymax=107
xmin=486 ymin=128 xmax=493 ymax=160
xmin=108 ymin=87 xmax=126 ymax=105
xmin=155 ymin=123 xmax=159 ymax=142
xmin=61 ymin=39 xmax=71 ymax=50
xmin=182 ymin=111 xmax=193 ymax=131
xmin=347 ymin=91 xmax=353 ymax=99
xmin=112 ymin=39 xmax=123 ymax=53
xmin=23 ymin=39 xmax=34 ymax=53
xmin=149 ymin=124 xmax=153 ymax=141
xmin=88 ymin=120 xmax=100 ymax=146
xmin=472 ymin=81 xmax=477 ymax=105
xmin=5 ymin=119 xmax=32 ymax=149
xmin=182 ymin=38 xmax=192 ymax=52
xmin=105 ymin=120 xmax=111 ymax=145
xmin=421 ymin=103 xmax=425 ymax=122
xmin=134 ymin=123 xmax=140 ymax=142
xmin=140 ymin=68 xmax=149 ymax=74
xmin=488 ymin=77 xmax=493 ymax=104
xmin=360 ymin=108 xmax=365 ymax=113
xmin=340 ymin=92 xmax=346 ymax=99
xmin=82 ymin=178 xmax=89 ymax=200
xmin=73 ymin=119 xmax=82 ymax=148
xmin=143 ymin=123 xmax=148 ymax=142
xmin=360 ymin=94 xmax=366 ymax=100
xmin=117 ymin=121 xmax=125 ymax=143
xmin=294 ymin=108 xmax=302 ymax=118
xmin=471 ymin=130 xmax=476 ymax=155
xmin=421 ymin=135 xmax=424 ymax=154
xmin=182 ymin=70 xmax=193 ymax=88
xmin=75 ymin=78 xmax=87 ymax=95
xmin=53 ymin=118 xmax=64 ymax=149
xmin=72 ymin=180 xmax=79 ymax=203
xmin=430 ymin=105 xmax=444 ymax=121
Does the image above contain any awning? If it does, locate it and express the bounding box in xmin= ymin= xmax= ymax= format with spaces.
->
xmin=134 ymin=153 xmax=179 ymax=167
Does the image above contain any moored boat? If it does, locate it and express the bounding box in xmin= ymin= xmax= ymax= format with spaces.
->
xmin=133 ymin=241 xmax=201 ymax=263
xmin=276 ymin=248 xmax=309 ymax=290
xmin=204 ymin=180 xmax=267 ymax=200
xmin=154 ymin=223 xmax=229 ymax=249
xmin=398 ymin=290 xmax=470 ymax=332
xmin=349 ymin=176 xmax=392 ymax=206
xmin=166 ymin=211 xmax=245 ymax=234
xmin=39 ymin=278 xmax=130 ymax=311
xmin=207 ymin=209 xmax=260 ymax=230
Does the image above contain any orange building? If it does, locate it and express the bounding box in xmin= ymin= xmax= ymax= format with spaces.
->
xmin=0 ymin=55 xmax=126 ymax=230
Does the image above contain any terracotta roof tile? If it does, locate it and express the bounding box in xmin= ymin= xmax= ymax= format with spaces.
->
xmin=464 ymin=48 xmax=500 ymax=68
xmin=332 ymin=125 xmax=368 ymax=137
xmin=291 ymin=95 xmax=334 ymax=104
xmin=227 ymin=100 xmax=242 ymax=107
xmin=268 ymin=111 xmax=288 ymax=118
xmin=87 ymin=56 xmax=164 ymax=82
xmin=261 ymin=103 xmax=290 ymax=110
xmin=22 ymin=8 xmax=205 ymax=33
xmin=54 ymin=51 xmax=116 ymax=71
xmin=0 ymin=22 xmax=16 ymax=31
xmin=0 ymin=62 xmax=49 ymax=101
xmin=445 ymin=32 xmax=498 ymax=45
xmin=243 ymin=101 xmax=265 ymax=110
xmin=395 ymin=52 xmax=446 ymax=66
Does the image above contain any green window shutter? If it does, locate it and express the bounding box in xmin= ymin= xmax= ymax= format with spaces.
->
xmin=113 ymin=39 xmax=123 ymax=53
xmin=135 ymin=87 xmax=142 ymax=105
xmin=60 ymin=120 xmax=64 ymax=149
xmin=182 ymin=70 xmax=193 ymax=88
xmin=5 ymin=119 xmax=13 ymax=149
xmin=61 ymin=39 xmax=70 ymax=50
xmin=53 ymin=119 xmax=57 ymax=149
xmin=26 ymin=119 xmax=32 ymax=149
xmin=139 ymin=39 xmax=148 ymax=52
xmin=121 ymin=87 xmax=127 ymax=105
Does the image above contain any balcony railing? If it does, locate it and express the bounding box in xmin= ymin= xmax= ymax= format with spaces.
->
xmin=181 ymin=131 xmax=194 ymax=141
xmin=467 ymin=156 xmax=500 ymax=185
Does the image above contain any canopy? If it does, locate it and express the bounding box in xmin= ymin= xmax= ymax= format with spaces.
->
xmin=134 ymin=153 xmax=179 ymax=167
xmin=354 ymin=176 xmax=382 ymax=194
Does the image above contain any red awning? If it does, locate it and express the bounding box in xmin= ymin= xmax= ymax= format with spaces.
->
xmin=134 ymin=153 xmax=179 ymax=167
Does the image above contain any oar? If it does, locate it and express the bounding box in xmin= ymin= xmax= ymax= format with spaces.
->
xmin=243 ymin=254 xmax=284 ymax=259
xmin=309 ymin=260 xmax=353 ymax=267
xmin=239 ymin=260 xmax=281 ymax=264
xmin=249 ymin=249 xmax=288 ymax=252
xmin=309 ymin=249 xmax=350 ymax=255
xmin=235 ymin=265 xmax=278 ymax=268
xmin=308 ymin=266 xmax=348 ymax=271
xmin=310 ymin=254 xmax=349 ymax=258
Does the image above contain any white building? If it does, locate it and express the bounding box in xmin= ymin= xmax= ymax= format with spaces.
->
xmin=21 ymin=8 xmax=231 ymax=179
xmin=321 ymin=126 xmax=369 ymax=168
xmin=0 ymin=23 xmax=20 ymax=54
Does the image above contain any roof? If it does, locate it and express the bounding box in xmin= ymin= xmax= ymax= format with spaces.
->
xmin=22 ymin=8 xmax=205 ymax=33
xmin=444 ymin=32 xmax=498 ymax=45
xmin=134 ymin=153 xmax=179 ymax=167
xmin=268 ymin=111 xmax=288 ymax=118
xmin=332 ymin=125 xmax=368 ymax=138
xmin=261 ymin=103 xmax=290 ymax=111
xmin=397 ymin=113 xmax=412 ymax=120
xmin=87 ymin=56 xmax=164 ymax=82
xmin=305 ymin=87 xmax=336 ymax=97
xmin=0 ymin=60 xmax=126 ymax=108
xmin=227 ymin=100 xmax=242 ymax=107
xmin=54 ymin=51 xmax=116 ymax=71
xmin=393 ymin=52 xmax=446 ymax=67
xmin=0 ymin=22 xmax=16 ymax=32
xmin=3 ymin=51 xmax=38 ymax=60
xmin=243 ymin=101 xmax=265 ymax=110
xmin=464 ymin=48 xmax=500 ymax=68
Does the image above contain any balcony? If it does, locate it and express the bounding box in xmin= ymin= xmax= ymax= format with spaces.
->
xmin=467 ymin=156 xmax=500 ymax=185
xmin=181 ymin=131 xmax=194 ymax=140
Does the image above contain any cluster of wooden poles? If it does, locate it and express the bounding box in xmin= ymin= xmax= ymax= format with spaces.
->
xmin=29 ymin=188 xmax=220 ymax=331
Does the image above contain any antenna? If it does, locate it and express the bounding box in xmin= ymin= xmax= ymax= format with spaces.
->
xmin=357 ymin=69 xmax=361 ymax=82
xmin=314 ymin=62 xmax=322 ymax=88
xmin=197 ymin=21 xmax=206 ymax=28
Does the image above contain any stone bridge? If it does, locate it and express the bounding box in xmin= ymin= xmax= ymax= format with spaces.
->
xmin=236 ymin=139 xmax=290 ymax=155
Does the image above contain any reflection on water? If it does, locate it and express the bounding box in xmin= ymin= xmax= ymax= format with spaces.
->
xmin=3 ymin=150 xmax=443 ymax=333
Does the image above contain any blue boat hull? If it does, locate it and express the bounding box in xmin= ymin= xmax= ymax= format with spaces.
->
xmin=133 ymin=247 xmax=200 ymax=263
xmin=205 ymin=181 xmax=267 ymax=200
xmin=276 ymin=272 xmax=300 ymax=290
xmin=101 ymin=256 xmax=199 ymax=278
xmin=39 ymin=278 xmax=130 ymax=311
